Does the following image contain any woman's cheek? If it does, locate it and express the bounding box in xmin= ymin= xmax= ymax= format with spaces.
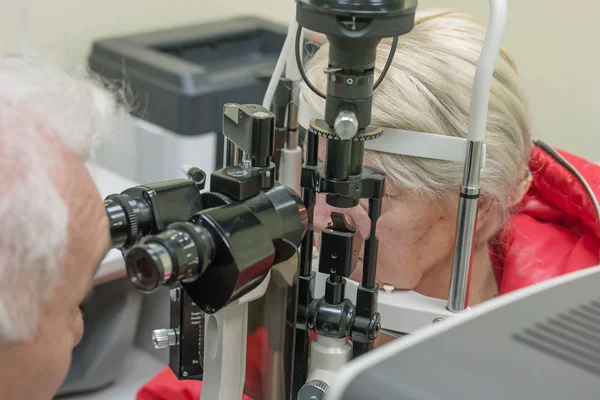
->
xmin=373 ymin=227 xmax=416 ymax=288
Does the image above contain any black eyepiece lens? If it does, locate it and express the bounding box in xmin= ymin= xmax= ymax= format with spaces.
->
xmin=125 ymin=243 xmax=172 ymax=293
xmin=134 ymin=253 xmax=158 ymax=282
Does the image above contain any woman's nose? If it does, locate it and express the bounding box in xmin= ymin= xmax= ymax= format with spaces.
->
xmin=314 ymin=194 xmax=356 ymax=232
xmin=314 ymin=194 xmax=333 ymax=232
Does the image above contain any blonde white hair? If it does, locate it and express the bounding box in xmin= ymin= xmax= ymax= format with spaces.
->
xmin=0 ymin=53 xmax=128 ymax=343
xmin=302 ymin=9 xmax=532 ymax=243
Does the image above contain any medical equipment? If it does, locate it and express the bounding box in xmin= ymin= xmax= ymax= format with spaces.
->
xmin=298 ymin=0 xmax=504 ymax=336
xmin=327 ymin=265 xmax=600 ymax=400
xmin=292 ymin=1 xmax=418 ymax=398
xmin=101 ymin=0 xmax=513 ymax=398
xmin=104 ymin=103 xmax=308 ymax=397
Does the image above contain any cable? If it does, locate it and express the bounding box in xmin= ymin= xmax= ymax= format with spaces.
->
xmin=466 ymin=0 xmax=508 ymax=142
xmin=286 ymin=20 xmax=302 ymax=83
xmin=295 ymin=25 xmax=326 ymax=100
xmin=533 ymin=140 xmax=600 ymax=227
xmin=262 ymin=9 xmax=298 ymax=109
xmin=297 ymin=29 xmax=400 ymax=99
xmin=373 ymin=36 xmax=398 ymax=90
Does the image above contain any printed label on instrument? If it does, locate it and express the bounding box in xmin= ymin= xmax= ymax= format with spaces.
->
xmin=180 ymin=290 xmax=204 ymax=378
xmin=191 ymin=311 xmax=203 ymax=325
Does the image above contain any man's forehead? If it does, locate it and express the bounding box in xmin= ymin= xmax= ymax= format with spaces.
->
xmin=56 ymin=150 xmax=110 ymax=258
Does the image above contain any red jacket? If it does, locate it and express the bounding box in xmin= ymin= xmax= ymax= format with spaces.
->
xmin=491 ymin=146 xmax=600 ymax=293
xmin=137 ymin=146 xmax=600 ymax=400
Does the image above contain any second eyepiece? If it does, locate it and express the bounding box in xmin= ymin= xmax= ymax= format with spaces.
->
xmin=125 ymin=222 xmax=216 ymax=293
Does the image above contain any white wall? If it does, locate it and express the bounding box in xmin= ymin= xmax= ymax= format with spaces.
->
xmin=0 ymin=0 xmax=598 ymax=159
xmin=418 ymin=0 xmax=600 ymax=161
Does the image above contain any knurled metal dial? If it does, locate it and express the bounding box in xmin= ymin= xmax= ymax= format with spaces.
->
xmin=152 ymin=328 xmax=178 ymax=349
xmin=123 ymin=200 xmax=139 ymax=240
xmin=308 ymin=118 xmax=383 ymax=141
xmin=298 ymin=380 xmax=329 ymax=400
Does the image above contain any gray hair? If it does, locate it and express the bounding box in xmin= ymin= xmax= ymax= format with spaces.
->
xmin=302 ymin=9 xmax=532 ymax=243
xmin=0 ymin=53 xmax=128 ymax=343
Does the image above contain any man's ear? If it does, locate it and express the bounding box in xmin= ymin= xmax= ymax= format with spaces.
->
xmin=508 ymin=169 xmax=533 ymax=207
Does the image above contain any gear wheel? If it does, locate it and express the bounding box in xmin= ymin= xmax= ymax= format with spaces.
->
xmin=308 ymin=118 xmax=383 ymax=141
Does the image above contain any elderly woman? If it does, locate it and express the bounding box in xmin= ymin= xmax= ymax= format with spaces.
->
xmin=304 ymin=9 xmax=600 ymax=304
xmin=139 ymin=8 xmax=600 ymax=400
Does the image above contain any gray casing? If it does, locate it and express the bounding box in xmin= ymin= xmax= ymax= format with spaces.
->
xmin=335 ymin=267 xmax=600 ymax=400
xmin=88 ymin=16 xmax=286 ymax=169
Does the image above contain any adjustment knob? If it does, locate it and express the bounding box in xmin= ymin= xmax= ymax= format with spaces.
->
xmin=104 ymin=194 xmax=139 ymax=248
xmin=334 ymin=110 xmax=359 ymax=140
xmin=298 ymin=380 xmax=329 ymax=400
xmin=152 ymin=328 xmax=179 ymax=349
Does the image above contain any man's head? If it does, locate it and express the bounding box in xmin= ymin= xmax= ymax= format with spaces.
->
xmin=0 ymin=54 xmax=128 ymax=399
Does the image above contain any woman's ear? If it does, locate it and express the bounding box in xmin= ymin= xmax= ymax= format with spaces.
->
xmin=473 ymin=197 xmax=498 ymax=249
xmin=476 ymin=196 xmax=496 ymax=225
xmin=509 ymin=169 xmax=533 ymax=207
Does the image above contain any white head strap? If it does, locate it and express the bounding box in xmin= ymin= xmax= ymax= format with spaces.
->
xmin=298 ymin=95 xmax=486 ymax=166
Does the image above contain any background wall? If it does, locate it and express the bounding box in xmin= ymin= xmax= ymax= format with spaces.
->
xmin=0 ymin=0 xmax=598 ymax=159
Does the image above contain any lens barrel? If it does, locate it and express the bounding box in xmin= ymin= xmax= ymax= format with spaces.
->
xmin=125 ymin=222 xmax=216 ymax=292
xmin=104 ymin=198 xmax=130 ymax=248
xmin=126 ymin=243 xmax=173 ymax=291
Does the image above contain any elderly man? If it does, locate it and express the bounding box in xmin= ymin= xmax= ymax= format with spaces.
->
xmin=0 ymin=54 xmax=127 ymax=399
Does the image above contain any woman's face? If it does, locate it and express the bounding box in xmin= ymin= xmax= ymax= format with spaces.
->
xmin=314 ymin=140 xmax=458 ymax=292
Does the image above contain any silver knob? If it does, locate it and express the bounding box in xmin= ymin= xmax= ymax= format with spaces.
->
xmin=334 ymin=110 xmax=359 ymax=140
xmin=298 ymin=380 xmax=329 ymax=400
xmin=152 ymin=328 xmax=178 ymax=349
